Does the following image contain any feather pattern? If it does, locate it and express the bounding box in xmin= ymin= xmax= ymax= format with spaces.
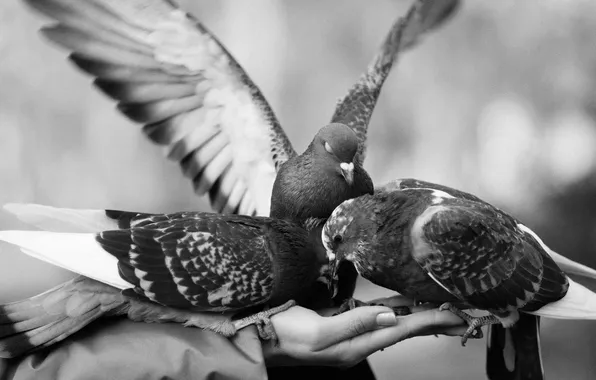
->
xmin=384 ymin=178 xmax=596 ymax=281
xmin=24 ymin=0 xmax=296 ymax=216
xmin=324 ymin=179 xmax=596 ymax=319
xmin=0 ymin=205 xmax=321 ymax=358
xmin=406 ymin=189 xmax=569 ymax=315
xmin=375 ymin=179 xmax=596 ymax=380
xmin=0 ymin=207 xmax=320 ymax=313
xmin=97 ymin=213 xmax=276 ymax=310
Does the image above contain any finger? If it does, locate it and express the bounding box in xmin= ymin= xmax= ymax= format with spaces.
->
xmin=317 ymin=306 xmax=397 ymax=349
xmin=426 ymin=324 xmax=469 ymax=337
xmin=318 ymin=308 xmax=467 ymax=364
xmin=396 ymin=308 xmax=466 ymax=338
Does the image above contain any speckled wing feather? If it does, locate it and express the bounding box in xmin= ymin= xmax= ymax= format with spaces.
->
xmin=330 ymin=0 xmax=460 ymax=164
xmin=380 ymin=178 xmax=485 ymax=203
xmin=96 ymin=213 xmax=274 ymax=311
xmin=412 ymin=200 xmax=568 ymax=314
xmin=24 ymin=0 xmax=297 ymax=216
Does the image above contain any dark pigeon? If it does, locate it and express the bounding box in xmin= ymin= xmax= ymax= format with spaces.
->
xmin=268 ymin=0 xmax=462 ymax=308
xmin=22 ymin=0 xmax=460 ymax=218
xmin=0 ymin=206 xmax=326 ymax=358
xmin=323 ymin=178 xmax=596 ymax=379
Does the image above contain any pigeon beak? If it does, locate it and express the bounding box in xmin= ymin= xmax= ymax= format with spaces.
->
xmin=316 ymin=262 xmax=338 ymax=297
xmin=340 ymin=162 xmax=354 ymax=186
xmin=329 ymin=260 xmax=339 ymax=298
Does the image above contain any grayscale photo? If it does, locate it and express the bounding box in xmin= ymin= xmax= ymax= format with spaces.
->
xmin=0 ymin=1 xmax=595 ymax=379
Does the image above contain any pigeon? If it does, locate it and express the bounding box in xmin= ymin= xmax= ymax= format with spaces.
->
xmin=268 ymin=0 xmax=461 ymax=307
xmin=20 ymin=0 xmax=460 ymax=218
xmin=384 ymin=179 xmax=596 ymax=380
xmin=0 ymin=205 xmax=328 ymax=358
xmin=322 ymin=178 xmax=596 ymax=377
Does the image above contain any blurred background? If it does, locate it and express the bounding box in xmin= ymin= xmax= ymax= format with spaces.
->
xmin=1 ymin=0 xmax=596 ymax=379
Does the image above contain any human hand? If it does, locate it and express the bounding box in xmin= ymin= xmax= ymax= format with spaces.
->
xmin=262 ymin=295 xmax=467 ymax=368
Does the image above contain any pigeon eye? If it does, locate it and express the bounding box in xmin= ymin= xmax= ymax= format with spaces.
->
xmin=333 ymin=234 xmax=343 ymax=244
xmin=324 ymin=142 xmax=334 ymax=155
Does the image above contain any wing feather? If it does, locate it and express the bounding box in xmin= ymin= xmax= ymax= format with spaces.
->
xmin=411 ymin=201 xmax=569 ymax=314
xmin=26 ymin=0 xmax=297 ymax=216
xmin=96 ymin=213 xmax=274 ymax=311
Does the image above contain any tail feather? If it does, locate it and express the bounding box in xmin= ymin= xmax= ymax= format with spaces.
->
xmin=3 ymin=203 xmax=119 ymax=233
xmin=518 ymin=223 xmax=596 ymax=281
xmin=0 ymin=277 xmax=125 ymax=358
xmin=0 ymin=231 xmax=131 ymax=290
xmin=486 ymin=314 xmax=544 ymax=380
xmin=2 ymin=203 xmax=154 ymax=233
xmin=528 ymin=278 xmax=596 ymax=319
xmin=547 ymin=249 xmax=596 ymax=281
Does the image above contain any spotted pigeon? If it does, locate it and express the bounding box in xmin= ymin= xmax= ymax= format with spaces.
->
xmin=0 ymin=205 xmax=327 ymax=358
xmin=322 ymin=178 xmax=596 ymax=378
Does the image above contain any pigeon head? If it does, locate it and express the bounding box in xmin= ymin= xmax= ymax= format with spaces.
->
xmin=310 ymin=123 xmax=359 ymax=186
xmin=321 ymin=196 xmax=378 ymax=279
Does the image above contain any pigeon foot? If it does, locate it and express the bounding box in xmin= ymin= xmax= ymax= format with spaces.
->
xmin=439 ymin=302 xmax=500 ymax=346
xmin=233 ymin=300 xmax=296 ymax=345
xmin=335 ymin=297 xmax=371 ymax=315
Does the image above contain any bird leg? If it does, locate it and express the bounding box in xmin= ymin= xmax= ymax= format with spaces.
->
xmin=439 ymin=302 xmax=501 ymax=346
xmin=125 ymin=294 xmax=239 ymax=337
xmin=233 ymin=300 xmax=296 ymax=345
xmin=335 ymin=297 xmax=371 ymax=314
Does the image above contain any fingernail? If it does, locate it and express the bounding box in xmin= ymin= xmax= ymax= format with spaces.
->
xmin=376 ymin=312 xmax=397 ymax=326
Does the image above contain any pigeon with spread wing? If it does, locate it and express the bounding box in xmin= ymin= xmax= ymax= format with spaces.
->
xmin=0 ymin=205 xmax=326 ymax=358
xmin=323 ymin=178 xmax=596 ymax=378
xmin=22 ymin=0 xmax=460 ymax=219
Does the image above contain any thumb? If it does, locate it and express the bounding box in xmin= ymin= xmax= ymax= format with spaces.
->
xmin=317 ymin=306 xmax=397 ymax=349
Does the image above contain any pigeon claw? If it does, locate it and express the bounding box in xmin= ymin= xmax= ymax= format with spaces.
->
xmin=439 ymin=302 xmax=500 ymax=346
xmin=334 ymin=298 xmax=371 ymax=315
xmin=233 ymin=300 xmax=296 ymax=346
xmin=392 ymin=306 xmax=412 ymax=316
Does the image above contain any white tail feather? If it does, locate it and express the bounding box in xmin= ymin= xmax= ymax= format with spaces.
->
xmin=0 ymin=230 xmax=131 ymax=290
xmin=3 ymin=203 xmax=118 ymax=233
xmin=547 ymin=249 xmax=596 ymax=280
xmin=518 ymin=223 xmax=596 ymax=280
xmin=528 ymin=278 xmax=596 ymax=319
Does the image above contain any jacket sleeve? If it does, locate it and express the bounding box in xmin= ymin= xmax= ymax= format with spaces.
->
xmin=0 ymin=319 xmax=267 ymax=380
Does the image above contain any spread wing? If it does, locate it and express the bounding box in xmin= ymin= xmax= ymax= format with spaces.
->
xmin=331 ymin=0 xmax=460 ymax=164
xmin=96 ymin=213 xmax=274 ymax=312
xmin=411 ymin=201 xmax=568 ymax=314
xmin=25 ymin=0 xmax=297 ymax=216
